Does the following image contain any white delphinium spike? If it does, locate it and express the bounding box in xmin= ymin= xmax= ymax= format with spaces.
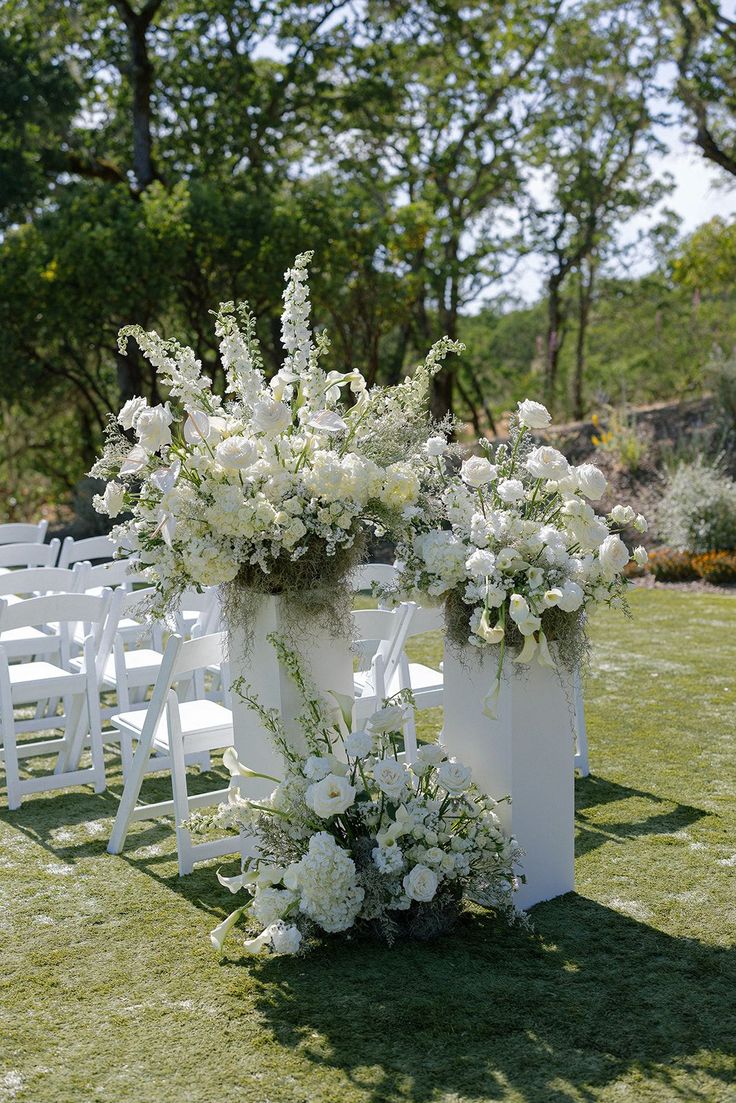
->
xmin=214 ymin=301 xmax=265 ymax=408
xmin=281 ymin=251 xmax=314 ymax=377
xmin=118 ymin=326 xmax=213 ymax=412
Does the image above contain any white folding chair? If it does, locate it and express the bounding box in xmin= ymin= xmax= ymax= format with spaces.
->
xmin=393 ymin=605 xmax=444 ymax=711
xmin=0 ymin=591 xmax=111 ymax=809
xmin=0 ymin=564 xmax=88 ymax=659
xmin=0 ymin=521 xmax=48 ymax=546
xmin=59 ymin=534 xmax=117 ymax=569
xmin=573 ymin=667 xmax=590 ymax=776
xmin=107 ymin=631 xmax=238 ymax=875
xmin=351 ymin=562 xmax=399 ymax=596
xmin=0 ymin=540 xmax=61 ymax=574
xmin=352 ymin=604 xmax=418 ymax=761
xmin=82 ymin=559 xmax=160 ymax=650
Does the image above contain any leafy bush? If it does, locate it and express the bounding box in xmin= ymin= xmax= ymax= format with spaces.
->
xmin=591 ymin=407 xmax=648 ymax=474
xmin=647 ymin=549 xmax=699 ymax=582
xmin=657 ymin=457 xmax=736 ymax=552
xmin=691 ymin=551 xmax=736 ymax=585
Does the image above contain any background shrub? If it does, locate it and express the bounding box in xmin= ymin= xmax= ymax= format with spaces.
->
xmin=691 ymin=551 xmax=736 ymax=585
xmin=657 ymin=457 xmax=736 ymax=552
xmin=647 ymin=549 xmax=700 ymax=582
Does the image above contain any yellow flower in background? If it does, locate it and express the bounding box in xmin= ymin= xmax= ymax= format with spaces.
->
xmin=40 ymin=258 xmax=58 ymax=281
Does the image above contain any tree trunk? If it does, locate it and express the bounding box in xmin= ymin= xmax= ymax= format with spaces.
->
xmin=113 ymin=0 xmax=162 ymax=190
xmin=572 ymin=262 xmax=595 ymax=420
xmin=545 ymin=273 xmax=564 ymax=406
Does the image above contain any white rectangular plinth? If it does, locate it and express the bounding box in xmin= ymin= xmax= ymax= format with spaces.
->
xmin=228 ymin=595 xmax=354 ymax=797
xmin=442 ymin=648 xmax=575 ymax=910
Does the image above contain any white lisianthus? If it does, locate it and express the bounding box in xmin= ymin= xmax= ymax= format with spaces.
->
xmin=118 ymin=395 xmax=148 ymax=431
xmin=425 ymin=436 xmax=448 ymax=457
xmin=251 ymin=397 xmax=291 ymax=435
xmin=461 ymin=456 xmax=497 ymax=488
xmin=214 ymin=435 xmax=258 ymax=471
xmin=633 ymin=545 xmax=648 ymax=567
xmin=98 ymin=482 xmax=125 ymax=517
xmin=517 ymin=399 xmax=551 ymax=429
xmin=135 ymin=404 xmax=173 ymax=453
xmin=525 ymin=446 xmax=570 ymax=482
xmin=497 ymin=478 xmax=525 ymax=504
xmin=372 ymin=759 xmax=409 ymax=801
xmin=344 ymin=730 xmax=373 ymax=759
xmin=610 ymin=504 xmax=636 ymax=525
xmin=305 ymin=773 xmax=356 ymax=818
xmin=598 ymin=534 xmax=630 ymax=577
xmin=437 ymin=760 xmax=472 ymax=794
xmin=403 ymin=864 xmax=439 ymax=902
xmin=575 ymin=463 xmax=607 ymax=501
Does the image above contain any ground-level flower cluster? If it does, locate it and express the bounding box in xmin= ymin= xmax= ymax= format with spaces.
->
xmin=202 ymin=636 xmax=523 ymax=958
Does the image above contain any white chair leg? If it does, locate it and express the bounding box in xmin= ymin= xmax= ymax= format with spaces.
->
xmin=167 ymin=707 xmax=194 ymax=876
xmin=107 ymin=724 xmax=156 ymax=854
xmin=574 ymin=667 xmax=590 ymax=777
xmin=86 ymin=674 xmax=106 ymax=794
xmin=1 ymin=674 xmax=21 ymax=811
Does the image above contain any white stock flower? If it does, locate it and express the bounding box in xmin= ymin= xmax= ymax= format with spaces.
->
xmin=598 ymin=534 xmax=630 ymax=577
xmin=575 ymin=463 xmax=607 ymax=501
xmin=135 ymin=405 xmax=173 ymax=453
xmin=251 ymin=397 xmax=291 ymax=435
xmin=461 ymin=455 xmax=497 ymax=488
xmin=425 ymin=436 xmax=448 ymax=457
xmin=403 ymin=864 xmax=439 ymax=902
xmin=372 ymin=759 xmax=409 ymax=801
xmin=525 ymin=446 xmax=570 ymax=482
xmin=633 ymin=545 xmax=648 ymax=567
xmin=118 ymin=395 xmax=148 ymax=431
xmin=497 ymin=478 xmax=525 ymax=504
xmin=100 ymin=482 xmax=125 ymax=517
xmin=517 ymin=399 xmax=551 ymax=429
xmin=437 ymin=760 xmax=472 ymax=794
xmin=214 ymin=435 xmax=258 ymax=471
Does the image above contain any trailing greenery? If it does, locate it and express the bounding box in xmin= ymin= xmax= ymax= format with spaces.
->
xmin=1 ymin=590 xmax=734 ymax=1102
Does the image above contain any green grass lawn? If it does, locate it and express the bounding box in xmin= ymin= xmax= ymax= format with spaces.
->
xmin=1 ymin=589 xmax=735 ymax=1103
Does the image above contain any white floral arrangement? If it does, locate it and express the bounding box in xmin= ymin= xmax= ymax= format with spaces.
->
xmin=199 ymin=636 xmax=523 ymax=958
xmin=392 ymin=399 xmax=647 ymax=698
xmin=91 ymin=252 xmax=460 ymax=619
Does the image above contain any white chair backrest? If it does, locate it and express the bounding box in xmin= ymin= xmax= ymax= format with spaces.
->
xmin=0 ymin=591 xmax=111 ymax=649
xmin=177 ymin=588 xmax=218 ymax=635
xmin=406 ymin=605 xmax=444 ymax=636
xmin=0 ymin=520 xmax=48 ymax=545
xmin=171 ymin=631 xmax=228 ymax=680
xmin=0 ymin=539 xmax=60 ymax=570
xmin=352 ymin=603 xmax=416 ymax=692
xmin=0 ymin=563 xmax=87 ymax=598
xmin=59 ymin=534 xmax=117 ymax=568
xmin=84 ymin=557 xmax=143 ymax=590
xmin=351 ymin=563 xmax=398 ymax=591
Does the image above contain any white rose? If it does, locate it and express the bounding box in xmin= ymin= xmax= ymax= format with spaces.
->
xmin=633 ymin=545 xmax=648 ymax=567
xmin=575 ymin=463 xmax=607 ymax=501
xmin=100 ymin=482 xmax=125 ymax=517
xmin=497 ymin=478 xmax=525 ymax=504
xmin=556 ymin=580 xmax=584 ymax=612
xmin=344 ymin=730 xmax=373 ymax=758
xmin=517 ymin=399 xmax=551 ymax=429
xmin=372 ymin=759 xmax=409 ymax=800
xmin=413 ymin=743 xmax=448 ymax=771
xmin=598 ymin=534 xmax=630 ymax=577
xmin=525 ymin=446 xmax=570 ymax=482
xmin=425 ymin=436 xmax=448 ymax=457
xmin=251 ymin=397 xmax=292 ymax=436
xmin=633 ymin=513 xmax=648 ymax=533
xmin=461 ymin=455 xmax=497 ymax=488
xmin=135 ymin=404 xmax=173 ymax=453
xmin=368 ymin=705 xmax=405 ymax=733
xmin=215 ymin=435 xmax=258 ymax=471
xmin=403 ymin=864 xmax=439 ymax=903
xmin=610 ymin=504 xmax=636 ymax=525
xmin=437 ymin=759 xmax=472 ymax=794
xmin=305 ymin=773 xmax=356 ymax=818
xmin=118 ymin=395 xmax=148 ymax=431
xmin=424 ymin=847 xmax=445 ymax=865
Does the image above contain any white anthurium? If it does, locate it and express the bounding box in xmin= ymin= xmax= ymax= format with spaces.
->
xmin=308 ymin=409 xmax=349 ymax=434
xmin=119 ymin=444 xmax=149 ymax=476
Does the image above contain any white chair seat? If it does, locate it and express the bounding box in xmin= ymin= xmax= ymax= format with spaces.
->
xmin=8 ymin=661 xmax=86 ymax=704
xmin=0 ymin=626 xmax=60 ymax=659
xmin=113 ymin=699 xmax=233 ymax=754
xmin=390 ymin=661 xmax=442 ymax=693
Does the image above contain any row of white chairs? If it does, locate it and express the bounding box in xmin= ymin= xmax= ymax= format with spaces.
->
xmin=0 ymin=531 xmax=118 ymax=572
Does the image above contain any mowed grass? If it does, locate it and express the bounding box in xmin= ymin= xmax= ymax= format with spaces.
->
xmin=1 ymin=589 xmax=735 ymax=1103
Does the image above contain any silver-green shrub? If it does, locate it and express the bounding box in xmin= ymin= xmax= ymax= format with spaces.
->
xmin=658 ymin=457 xmax=736 ymax=552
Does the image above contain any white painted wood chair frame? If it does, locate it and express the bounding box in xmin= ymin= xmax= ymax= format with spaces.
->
xmin=352 ymin=603 xmax=418 ymax=763
xmin=0 ymin=540 xmax=61 ymax=572
xmin=0 ymin=521 xmax=48 ymax=546
xmin=0 ymin=565 xmax=88 ymax=661
xmin=108 ymin=631 xmax=238 ymax=875
xmin=0 ymin=591 xmax=111 ymax=809
xmin=394 ymin=605 xmax=445 ymax=711
xmin=58 ymin=534 xmax=118 ymax=569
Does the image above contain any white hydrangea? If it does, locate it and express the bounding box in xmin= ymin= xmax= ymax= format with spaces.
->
xmin=292 ymin=833 xmax=365 ymax=933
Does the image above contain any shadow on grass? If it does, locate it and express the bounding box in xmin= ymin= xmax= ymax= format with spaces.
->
xmin=574 ymin=774 xmax=707 ymax=857
xmin=242 ymin=897 xmax=735 ymax=1103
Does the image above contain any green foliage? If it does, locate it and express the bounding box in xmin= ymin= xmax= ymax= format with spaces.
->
xmin=658 ymin=456 xmax=736 ymax=552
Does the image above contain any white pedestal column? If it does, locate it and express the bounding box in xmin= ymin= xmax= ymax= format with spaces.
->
xmin=228 ymin=595 xmax=354 ymax=797
xmin=442 ymin=647 xmax=575 ymax=909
